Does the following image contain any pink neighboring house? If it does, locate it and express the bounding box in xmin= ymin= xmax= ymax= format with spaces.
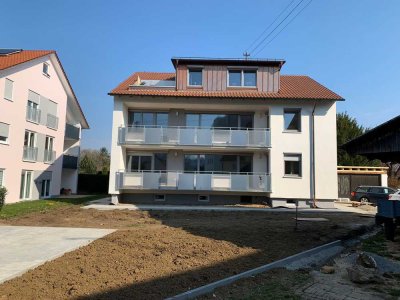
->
xmin=0 ymin=49 xmax=89 ymax=203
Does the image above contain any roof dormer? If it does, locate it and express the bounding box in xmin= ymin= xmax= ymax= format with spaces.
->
xmin=171 ymin=57 xmax=285 ymax=92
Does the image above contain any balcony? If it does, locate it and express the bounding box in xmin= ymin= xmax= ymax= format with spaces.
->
xmin=119 ymin=126 xmax=271 ymax=148
xmin=46 ymin=114 xmax=59 ymax=130
xmin=23 ymin=146 xmax=38 ymax=161
xmin=44 ymin=150 xmax=56 ymax=163
xmin=117 ymin=171 xmax=271 ymax=193
xmin=26 ymin=106 xmax=41 ymax=123
xmin=65 ymin=123 xmax=80 ymax=140
xmin=62 ymin=155 xmax=78 ymax=169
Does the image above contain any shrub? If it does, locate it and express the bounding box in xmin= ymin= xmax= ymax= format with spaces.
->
xmin=0 ymin=186 xmax=7 ymax=210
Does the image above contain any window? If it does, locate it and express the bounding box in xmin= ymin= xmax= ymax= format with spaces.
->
xmin=23 ymin=131 xmax=37 ymax=161
xmin=43 ymin=63 xmax=49 ymax=76
xmin=198 ymin=195 xmax=210 ymax=202
xmin=26 ymin=100 xmax=40 ymax=123
xmin=0 ymin=169 xmax=4 ymax=186
xmin=4 ymin=78 xmax=13 ymax=100
xmin=20 ymin=170 xmax=33 ymax=199
xmin=184 ymin=154 xmax=252 ymax=173
xmin=154 ymin=194 xmax=166 ymax=202
xmin=284 ymin=154 xmax=302 ymax=177
xmin=128 ymin=111 xmax=168 ymax=127
xmin=188 ymin=68 xmax=203 ymax=86
xmin=127 ymin=153 xmax=167 ymax=171
xmin=44 ymin=136 xmax=54 ymax=163
xmin=185 ymin=113 xmax=253 ymax=129
xmin=284 ymin=109 xmax=301 ymax=131
xmin=40 ymin=179 xmax=51 ymax=197
xmin=0 ymin=122 xmax=10 ymax=143
xmin=24 ymin=131 xmax=36 ymax=148
xmin=228 ymin=69 xmax=257 ymax=87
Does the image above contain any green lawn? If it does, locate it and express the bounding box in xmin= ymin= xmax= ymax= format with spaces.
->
xmin=0 ymin=195 xmax=106 ymax=219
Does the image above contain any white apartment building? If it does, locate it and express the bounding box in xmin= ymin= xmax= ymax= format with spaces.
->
xmin=0 ymin=49 xmax=89 ymax=203
xmin=108 ymin=57 xmax=343 ymax=208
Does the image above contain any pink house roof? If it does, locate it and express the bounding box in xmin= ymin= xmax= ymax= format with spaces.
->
xmin=0 ymin=50 xmax=55 ymax=70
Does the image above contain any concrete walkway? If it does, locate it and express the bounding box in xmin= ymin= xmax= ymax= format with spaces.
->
xmin=84 ymin=198 xmax=372 ymax=214
xmin=0 ymin=226 xmax=114 ymax=284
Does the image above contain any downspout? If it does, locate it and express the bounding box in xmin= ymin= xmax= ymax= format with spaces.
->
xmin=311 ymin=101 xmax=317 ymax=208
xmin=175 ymin=59 xmax=179 ymax=91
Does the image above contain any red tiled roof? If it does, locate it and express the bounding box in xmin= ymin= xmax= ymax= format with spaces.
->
xmin=110 ymin=72 xmax=344 ymax=100
xmin=0 ymin=50 xmax=55 ymax=70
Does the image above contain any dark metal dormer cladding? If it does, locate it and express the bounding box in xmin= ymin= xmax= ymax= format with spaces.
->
xmin=172 ymin=57 xmax=285 ymax=93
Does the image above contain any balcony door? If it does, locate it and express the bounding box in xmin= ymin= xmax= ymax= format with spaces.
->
xmin=40 ymin=179 xmax=51 ymax=198
xmin=128 ymin=112 xmax=168 ymax=127
xmin=44 ymin=136 xmax=54 ymax=162
xmin=186 ymin=113 xmax=253 ymax=129
xmin=127 ymin=153 xmax=167 ymax=172
xmin=24 ymin=130 xmax=36 ymax=148
xmin=184 ymin=154 xmax=252 ymax=173
xmin=20 ymin=170 xmax=33 ymax=200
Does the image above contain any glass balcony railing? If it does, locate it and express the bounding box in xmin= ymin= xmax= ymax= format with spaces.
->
xmin=23 ymin=146 xmax=38 ymax=161
xmin=118 ymin=126 xmax=271 ymax=148
xmin=26 ymin=106 xmax=41 ymax=123
xmin=116 ymin=171 xmax=271 ymax=193
xmin=65 ymin=123 xmax=80 ymax=140
xmin=44 ymin=150 xmax=56 ymax=163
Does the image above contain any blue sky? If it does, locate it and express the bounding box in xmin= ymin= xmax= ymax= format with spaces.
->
xmin=2 ymin=0 xmax=399 ymax=149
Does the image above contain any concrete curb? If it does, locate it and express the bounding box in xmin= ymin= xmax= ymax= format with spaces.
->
xmin=165 ymin=240 xmax=342 ymax=300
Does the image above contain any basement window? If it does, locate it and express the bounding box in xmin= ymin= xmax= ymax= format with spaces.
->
xmin=198 ymin=195 xmax=210 ymax=202
xmin=154 ymin=194 xmax=166 ymax=202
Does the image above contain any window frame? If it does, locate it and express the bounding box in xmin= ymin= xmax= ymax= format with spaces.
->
xmin=283 ymin=108 xmax=302 ymax=132
xmin=4 ymin=78 xmax=13 ymax=101
xmin=40 ymin=179 xmax=51 ymax=198
xmin=126 ymin=153 xmax=167 ymax=172
xmin=24 ymin=130 xmax=36 ymax=148
xmin=227 ymin=69 xmax=257 ymax=88
xmin=42 ymin=63 xmax=50 ymax=77
xmin=128 ymin=111 xmax=169 ymax=127
xmin=187 ymin=68 xmax=203 ymax=87
xmin=0 ymin=169 xmax=4 ymax=187
xmin=0 ymin=122 xmax=10 ymax=144
xmin=283 ymin=153 xmax=302 ymax=178
xmin=183 ymin=154 xmax=253 ymax=173
xmin=20 ymin=170 xmax=33 ymax=200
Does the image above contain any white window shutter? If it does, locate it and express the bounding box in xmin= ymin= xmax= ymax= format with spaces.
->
xmin=4 ymin=79 xmax=13 ymax=100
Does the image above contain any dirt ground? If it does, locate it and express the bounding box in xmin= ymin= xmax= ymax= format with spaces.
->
xmin=0 ymin=206 xmax=375 ymax=299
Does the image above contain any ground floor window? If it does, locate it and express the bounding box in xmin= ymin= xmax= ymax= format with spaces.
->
xmin=20 ymin=170 xmax=33 ymax=199
xmin=40 ymin=179 xmax=51 ymax=198
xmin=127 ymin=153 xmax=167 ymax=171
xmin=0 ymin=169 xmax=4 ymax=186
xmin=184 ymin=154 xmax=252 ymax=173
xmin=284 ymin=154 xmax=302 ymax=177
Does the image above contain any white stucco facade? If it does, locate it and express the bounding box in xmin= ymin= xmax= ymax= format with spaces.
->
xmin=108 ymin=96 xmax=338 ymax=207
xmin=0 ymin=51 xmax=88 ymax=203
